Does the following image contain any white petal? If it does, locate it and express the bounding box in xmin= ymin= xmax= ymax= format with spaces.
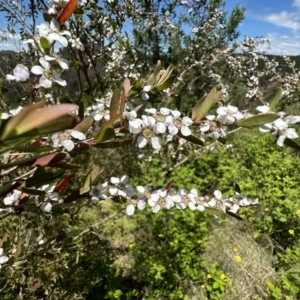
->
xmin=62 ymin=139 xmax=75 ymax=151
xmin=110 ymin=177 xmax=120 ymax=185
xmin=259 ymin=123 xmax=272 ymax=132
xmin=145 ymin=108 xmax=157 ymax=115
xmin=126 ymin=204 xmax=135 ymax=215
xmin=152 ymin=204 xmax=161 ymax=213
xmin=0 ymin=255 xmax=8 ymax=264
xmin=137 ymin=200 xmax=146 ymax=210
xmin=286 ymin=128 xmax=298 ymax=139
xmin=40 ymin=202 xmax=52 ymax=212
xmin=120 ymin=175 xmax=129 ymax=185
xmin=31 ymin=65 xmax=44 ymax=75
xmin=214 ymin=190 xmax=222 ymax=200
xmin=109 ymin=186 xmax=118 ymax=196
xmin=39 ymin=75 xmax=52 ymax=88
xmin=6 ymin=74 xmax=16 ymax=81
xmin=151 ymin=137 xmax=161 ymax=150
xmin=171 ymin=110 xmax=181 ymax=118
xmin=137 ymin=136 xmax=148 ymax=148
xmin=181 ymin=126 xmax=191 ymax=136
xmin=39 ymin=57 xmax=50 ymax=70
xmin=256 ymin=105 xmax=270 ymax=113
xmin=58 ymin=58 xmax=69 ymax=69
xmin=168 ymin=123 xmax=178 ymax=136
xmin=277 ymin=135 xmax=286 ymax=147
xmin=71 ymin=130 xmax=86 ymax=140
xmin=155 ymin=122 xmax=166 ymax=134
xmin=285 ymin=116 xmax=300 ymax=125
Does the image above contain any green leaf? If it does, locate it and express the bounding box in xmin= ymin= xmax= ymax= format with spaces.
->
xmin=284 ymin=138 xmax=300 ymax=151
xmin=84 ymin=166 xmax=102 ymax=188
xmin=96 ymin=127 xmax=115 ymax=143
xmin=73 ymin=117 xmax=93 ymax=133
xmin=0 ymin=153 xmax=66 ymax=169
xmin=91 ymin=139 xmax=132 ymax=148
xmin=40 ymin=37 xmax=50 ymax=55
xmin=110 ymin=88 xmax=121 ymax=118
xmin=43 ymin=12 xmax=52 ymax=23
xmin=14 ymin=242 xmax=22 ymax=259
xmin=236 ymin=113 xmax=280 ymax=128
xmin=269 ymin=87 xmax=282 ymax=110
xmin=0 ymin=181 xmax=21 ymax=198
xmin=0 ymin=101 xmax=78 ymax=142
xmin=204 ymin=207 xmax=225 ymax=216
xmin=177 ymin=132 xmax=204 ymax=146
xmin=192 ymin=87 xmax=217 ymax=121
xmin=25 ymin=167 xmax=65 ymax=188
xmin=155 ymin=75 xmax=175 ymax=91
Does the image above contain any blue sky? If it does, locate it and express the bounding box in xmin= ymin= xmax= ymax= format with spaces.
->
xmin=226 ymin=0 xmax=300 ymax=55
xmin=1 ymin=0 xmax=300 ymax=55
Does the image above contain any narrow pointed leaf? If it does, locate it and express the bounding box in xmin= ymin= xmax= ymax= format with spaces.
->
xmin=57 ymin=0 xmax=77 ymax=25
xmin=123 ymin=77 xmax=130 ymax=98
xmin=110 ymin=88 xmax=121 ymax=118
xmin=0 ymin=181 xmax=21 ymax=198
xmin=73 ymin=117 xmax=93 ymax=133
xmin=40 ymin=37 xmax=50 ymax=55
xmin=54 ymin=175 xmax=74 ymax=193
xmin=84 ymin=166 xmax=102 ymax=188
xmin=269 ymin=87 xmax=282 ymax=110
xmin=237 ymin=113 xmax=280 ymax=127
xmin=156 ymin=76 xmax=175 ymax=91
xmin=91 ymin=139 xmax=132 ymax=148
xmin=204 ymin=207 xmax=225 ymax=216
xmin=284 ymin=138 xmax=300 ymax=151
xmin=177 ymin=132 xmax=204 ymax=146
xmin=0 ymin=100 xmax=46 ymax=140
xmin=0 ymin=153 xmax=66 ymax=169
xmin=192 ymin=87 xmax=217 ymax=121
xmin=96 ymin=127 xmax=115 ymax=143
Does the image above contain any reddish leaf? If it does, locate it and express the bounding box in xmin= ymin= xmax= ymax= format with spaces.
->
xmin=57 ymin=0 xmax=77 ymax=25
xmin=54 ymin=175 xmax=74 ymax=193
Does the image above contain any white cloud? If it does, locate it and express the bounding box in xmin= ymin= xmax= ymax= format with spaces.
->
xmin=256 ymin=33 xmax=300 ymax=55
xmin=259 ymin=11 xmax=300 ymax=31
xmin=293 ymin=0 xmax=300 ymax=9
xmin=256 ymin=0 xmax=300 ymax=31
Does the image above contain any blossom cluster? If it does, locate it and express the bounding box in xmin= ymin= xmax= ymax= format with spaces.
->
xmin=123 ymin=108 xmax=193 ymax=150
xmin=89 ymin=175 xmax=258 ymax=216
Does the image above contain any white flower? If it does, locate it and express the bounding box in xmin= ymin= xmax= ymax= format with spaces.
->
xmin=216 ymin=105 xmax=243 ymax=125
xmin=92 ymin=102 xmax=110 ymax=121
xmin=0 ymin=248 xmax=9 ymax=268
xmin=52 ymin=130 xmax=86 ymax=151
xmin=47 ymin=20 xmax=71 ymax=47
xmin=188 ymin=189 xmax=207 ymax=212
xmin=141 ymin=85 xmax=151 ymax=101
xmin=44 ymin=55 xmax=70 ymax=70
xmin=145 ymin=107 xmax=170 ymax=134
xmin=90 ymin=182 xmax=109 ymax=203
xmin=208 ymin=190 xmax=226 ymax=212
xmin=40 ymin=202 xmax=52 ymax=212
xmin=173 ymin=188 xmax=194 ymax=209
xmin=6 ymin=64 xmax=30 ymax=83
xmin=259 ymin=115 xmax=300 ymax=146
xmin=148 ymin=188 xmax=174 ymax=213
xmin=129 ymin=115 xmax=162 ymax=150
xmin=70 ymin=37 xmax=84 ymax=51
xmin=109 ymin=175 xmax=134 ymax=198
xmin=166 ymin=110 xmax=193 ymax=136
xmin=4 ymin=190 xmax=21 ymax=205
xmin=31 ymin=57 xmax=66 ymax=88
xmin=126 ymin=196 xmax=147 ymax=216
